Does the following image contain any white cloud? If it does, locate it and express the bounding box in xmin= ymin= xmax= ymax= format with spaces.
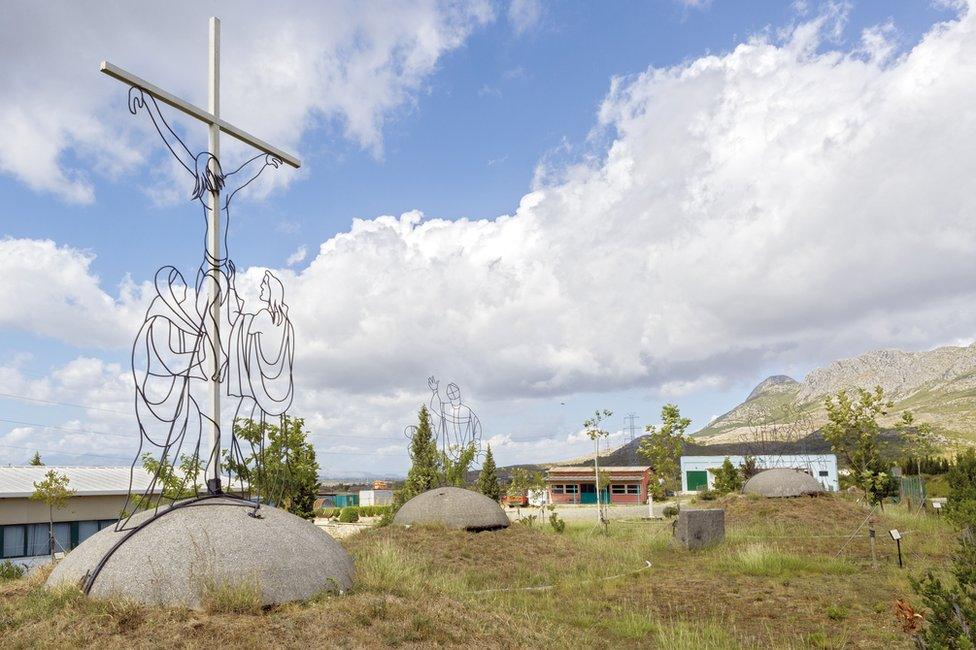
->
xmin=0 ymin=239 xmax=149 ymax=348
xmin=508 ymin=0 xmax=543 ymax=36
xmin=0 ymin=1 xmax=493 ymax=203
xmin=285 ymin=245 xmax=308 ymax=267
xmin=7 ymin=4 xmax=976 ymax=470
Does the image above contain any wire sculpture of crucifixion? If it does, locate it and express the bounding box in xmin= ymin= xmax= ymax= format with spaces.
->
xmin=101 ymin=17 xmax=300 ymax=508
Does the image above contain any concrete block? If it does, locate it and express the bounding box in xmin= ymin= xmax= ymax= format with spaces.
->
xmin=674 ymin=508 xmax=725 ymax=550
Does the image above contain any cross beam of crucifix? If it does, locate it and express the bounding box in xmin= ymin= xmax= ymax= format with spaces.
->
xmin=100 ymin=17 xmax=300 ymax=495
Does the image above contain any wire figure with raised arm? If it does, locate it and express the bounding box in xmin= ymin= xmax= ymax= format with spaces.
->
xmin=427 ymin=376 xmax=483 ymax=461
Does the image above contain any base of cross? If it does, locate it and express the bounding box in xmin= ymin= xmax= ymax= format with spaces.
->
xmin=206 ymin=477 xmax=223 ymax=495
xmin=46 ymin=495 xmax=353 ymax=608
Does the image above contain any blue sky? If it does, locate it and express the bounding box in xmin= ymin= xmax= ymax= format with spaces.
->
xmin=1 ymin=0 xmax=973 ymax=475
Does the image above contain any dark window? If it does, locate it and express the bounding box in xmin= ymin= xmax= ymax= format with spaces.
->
xmin=819 ymin=470 xmax=829 ymax=477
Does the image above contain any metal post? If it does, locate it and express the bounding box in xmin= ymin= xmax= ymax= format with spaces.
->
xmin=869 ymin=528 xmax=877 ymax=567
xmin=896 ymin=538 xmax=903 ymax=568
xmin=206 ymin=16 xmax=222 ymax=494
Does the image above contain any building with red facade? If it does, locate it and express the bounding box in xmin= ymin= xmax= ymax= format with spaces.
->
xmin=545 ymin=466 xmax=651 ymax=505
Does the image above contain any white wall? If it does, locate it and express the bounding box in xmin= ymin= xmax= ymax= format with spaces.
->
xmin=679 ymin=455 xmax=839 ymax=492
xmin=358 ymin=489 xmax=393 ymax=506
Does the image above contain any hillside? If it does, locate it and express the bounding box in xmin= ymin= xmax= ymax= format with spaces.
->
xmin=695 ymin=342 xmax=976 ymax=445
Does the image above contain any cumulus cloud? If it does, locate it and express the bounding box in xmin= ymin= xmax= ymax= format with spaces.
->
xmin=6 ymin=4 xmax=976 ymax=469
xmin=276 ymin=2 xmax=976 ymax=403
xmin=0 ymin=239 xmax=149 ymax=348
xmin=0 ymin=1 xmax=493 ymax=203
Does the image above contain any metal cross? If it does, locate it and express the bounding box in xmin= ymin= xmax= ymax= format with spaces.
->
xmin=100 ymin=17 xmax=301 ymax=494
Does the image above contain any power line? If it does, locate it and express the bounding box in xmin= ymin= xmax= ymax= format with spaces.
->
xmin=0 ymin=391 xmax=132 ymax=416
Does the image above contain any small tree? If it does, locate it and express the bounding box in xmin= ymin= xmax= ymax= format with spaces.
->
xmin=135 ymin=452 xmax=203 ymax=509
xmin=30 ymin=470 xmax=74 ymax=558
xmin=440 ymin=443 xmax=476 ymax=487
xmin=29 ymin=451 xmax=43 ymax=466
xmin=710 ymin=457 xmax=743 ymax=494
xmin=389 ymin=406 xmax=440 ymax=518
xmin=899 ymin=411 xmax=938 ymax=478
xmin=946 ymin=448 xmax=976 ymax=528
xmin=228 ymin=416 xmax=320 ymax=519
xmin=583 ymin=409 xmax=613 ymax=524
xmin=822 ymin=387 xmax=893 ymax=505
xmin=741 ymin=455 xmax=759 ymax=479
xmin=911 ymin=527 xmax=976 ymax=647
xmin=507 ymin=467 xmax=530 ymax=502
xmin=638 ymin=404 xmax=690 ymax=494
xmin=475 ymin=444 xmax=501 ymax=501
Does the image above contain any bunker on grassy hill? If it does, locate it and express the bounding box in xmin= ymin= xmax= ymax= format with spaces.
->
xmin=393 ymin=486 xmax=510 ymax=531
xmin=742 ymin=468 xmax=824 ymax=498
xmin=46 ymin=497 xmax=354 ymax=608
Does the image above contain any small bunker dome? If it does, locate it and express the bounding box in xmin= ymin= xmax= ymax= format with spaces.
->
xmin=742 ymin=468 xmax=824 ymax=498
xmin=46 ymin=497 xmax=354 ymax=608
xmin=393 ymin=486 xmax=510 ymax=531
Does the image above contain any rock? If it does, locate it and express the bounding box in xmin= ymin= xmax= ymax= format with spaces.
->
xmin=743 ymin=467 xmax=824 ymax=498
xmin=393 ymin=486 xmax=509 ymax=531
xmin=674 ymin=508 xmax=725 ymax=550
xmin=46 ymin=497 xmax=354 ymax=608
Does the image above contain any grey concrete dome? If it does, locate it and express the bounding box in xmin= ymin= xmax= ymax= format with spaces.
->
xmin=393 ymin=486 xmax=509 ymax=531
xmin=47 ymin=497 xmax=353 ymax=608
xmin=743 ymin=468 xmax=824 ymax=498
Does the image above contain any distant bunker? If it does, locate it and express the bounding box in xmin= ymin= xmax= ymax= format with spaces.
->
xmin=743 ymin=468 xmax=825 ymax=498
xmin=46 ymin=497 xmax=354 ymax=608
xmin=393 ymin=486 xmax=510 ymax=531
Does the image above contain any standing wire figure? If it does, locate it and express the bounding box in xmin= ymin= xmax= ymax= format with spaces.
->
xmin=120 ymin=88 xmax=291 ymax=523
xmin=427 ymin=376 xmax=483 ymax=461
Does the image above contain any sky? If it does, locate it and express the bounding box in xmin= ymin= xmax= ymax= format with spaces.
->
xmin=1 ymin=0 xmax=975 ymax=477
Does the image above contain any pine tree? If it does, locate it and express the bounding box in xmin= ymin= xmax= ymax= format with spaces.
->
xmin=390 ymin=406 xmax=440 ymax=515
xmin=29 ymin=451 xmax=42 ymax=466
xmin=475 ymin=444 xmax=500 ymax=501
xmin=710 ymin=457 xmax=743 ymax=494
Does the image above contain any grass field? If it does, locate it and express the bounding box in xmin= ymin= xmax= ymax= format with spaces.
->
xmin=0 ymin=494 xmax=955 ymax=648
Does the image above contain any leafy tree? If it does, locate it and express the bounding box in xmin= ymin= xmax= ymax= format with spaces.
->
xmin=741 ymin=455 xmax=759 ymax=479
xmin=822 ymin=387 xmax=893 ymax=504
xmin=440 ymin=442 xmax=476 ymax=487
xmin=583 ymin=409 xmax=613 ymax=520
xmin=899 ymin=411 xmax=938 ymax=477
xmin=475 ymin=444 xmax=501 ymax=501
xmin=506 ymin=467 xmax=529 ymax=500
xmin=30 ymin=470 xmax=74 ymax=558
xmin=638 ymin=404 xmax=691 ymax=494
xmin=227 ymin=416 xmax=320 ymax=519
xmin=710 ymin=457 xmax=743 ymax=494
xmin=29 ymin=451 xmax=43 ymax=466
xmin=132 ymin=453 xmax=203 ymax=512
xmin=946 ymin=448 xmax=976 ymax=528
xmin=912 ymin=527 xmax=976 ymax=647
xmin=389 ymin=406 xmax=440 ymax=519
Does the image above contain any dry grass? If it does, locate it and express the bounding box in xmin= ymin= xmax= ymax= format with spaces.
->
xmin=0 ymin=494 xmax=956 ymax=648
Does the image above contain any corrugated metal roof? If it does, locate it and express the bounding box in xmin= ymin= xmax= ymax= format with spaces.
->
xmin=0 ymin=466 xmax=160 ymax=498
xmin=548 ymin=466 xmax=650 ymax=472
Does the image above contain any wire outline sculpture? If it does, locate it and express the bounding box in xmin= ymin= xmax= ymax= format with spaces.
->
xmin=115 ymin=88 xmax=296 ymax=530
xmin=423 ymin=375 xmax=483 ymax=462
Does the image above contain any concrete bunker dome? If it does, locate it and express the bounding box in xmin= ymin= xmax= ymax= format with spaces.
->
xmin=47 ymin=497 xmax=354 ymax=608
xmin=742 ymin=467 xmax=824 ymax=498
xmin=393 ymin=486 xmax=510 ymax=531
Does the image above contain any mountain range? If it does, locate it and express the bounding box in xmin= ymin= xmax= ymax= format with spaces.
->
xmin=694 ymin=342 xmax=976 ymax=446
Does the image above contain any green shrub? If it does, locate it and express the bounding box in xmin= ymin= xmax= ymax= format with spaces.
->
xmin=698 ymin=489 xmax=718 ymax=501
xmin=826 ymin=604 xmax=848 ymax=621
xmin=947 ymin=449 xmax=976 ymax=527
xmin=0 ymin=560 xmax=25 ymax=582
xmin=912 ymin=527 xmax=976 ymax=647
xmin=339 ymin=506 xmax=360 ymax=523
xmin=549 ymin=511 xmax=566 ymax=533
xmin=663 ymin=505 xmax=680 ymax=518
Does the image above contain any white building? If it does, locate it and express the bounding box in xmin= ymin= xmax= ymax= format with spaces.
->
xmin=358 ymin=489 xmax=393 ymax=506
xmin=1 ymin=466 xmax=159 ymax=565
xmin=679 ymin=454 xmax=839 ymax=493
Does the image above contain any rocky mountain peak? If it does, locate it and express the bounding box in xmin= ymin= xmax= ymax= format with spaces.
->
xmin=746 ymin=375 xmax=800 ymax=402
